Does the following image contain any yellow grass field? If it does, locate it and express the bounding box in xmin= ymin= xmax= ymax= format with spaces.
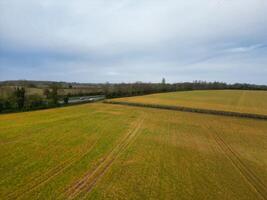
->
xmin=1 ymin=101 xmax=267 ymax=200
xmin=113 ymin=90 xmax=267 ymax=115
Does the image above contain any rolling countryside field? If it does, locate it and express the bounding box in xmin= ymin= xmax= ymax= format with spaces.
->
xmin=1 ymin=91 xmax=267 ymax=200
xmin=112 ymin=90 xmax=267 ymax=115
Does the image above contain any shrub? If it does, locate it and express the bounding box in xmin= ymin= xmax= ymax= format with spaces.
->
xmin=26 ymin=94 xmax=45 ymax=109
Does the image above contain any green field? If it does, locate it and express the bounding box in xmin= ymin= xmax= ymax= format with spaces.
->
xmin=0 ymin=91 xmax=267 ymax=200
xmin=113 ymin=90 xmax=267 ymax=115
xmin=1 ymin=95 xmax=267 ymax=199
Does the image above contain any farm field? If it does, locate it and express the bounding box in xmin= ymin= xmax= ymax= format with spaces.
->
xmin=112 ymin=90 xmax=267 ymax=115
xmin=0 ymin=102 xmax=267 ymax=200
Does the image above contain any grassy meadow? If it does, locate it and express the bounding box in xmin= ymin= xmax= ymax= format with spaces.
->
xmin=113 ymin=90 xmax=267 ymax=115
xmin=1 ymin=99 xmax=267 ymax=200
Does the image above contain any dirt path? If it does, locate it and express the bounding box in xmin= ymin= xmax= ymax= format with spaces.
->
xmin=64 ymin=116 xmax=145 ymax=200
xmin=211 ymin=129 xmax=267 ymax=200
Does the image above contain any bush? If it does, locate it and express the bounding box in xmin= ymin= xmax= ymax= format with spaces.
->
xmin=0 ymin=100 xmax=3 ymax=112
xmin=14 ymin=87 xmax=25 ymax=109
xmin=63 ymin=96 xmax=69 ymax=104
xmin=4 ymin=100 xmax=13 ymax=110
xmin=26 ymin=95 xmax=45 ymax=109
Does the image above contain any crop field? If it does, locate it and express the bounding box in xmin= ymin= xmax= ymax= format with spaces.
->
xmin=1 ymin=101 xmax=267 ymax=199
xmin=112 ymin=90 xmax=267 ymax=115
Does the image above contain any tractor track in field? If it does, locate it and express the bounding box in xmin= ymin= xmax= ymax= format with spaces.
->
xmin=6 ymin=133 xmax=103 ymax=200
xmin=5 ymin=116 xmax=110 ymax=200
xmin=64 ymin=116 xmax=144 ymax=200
xmin=212 ymin=130 xmax=267 ymax=200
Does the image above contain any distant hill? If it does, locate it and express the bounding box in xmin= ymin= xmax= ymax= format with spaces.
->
xmin=0 ymin=80 xmax=103 ymax=88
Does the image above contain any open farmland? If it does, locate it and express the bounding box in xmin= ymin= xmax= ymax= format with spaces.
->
xmin=112 ymin=90 xmax=267 ymax=115
xmin=0 ymin=100 xmax=267 ymax=200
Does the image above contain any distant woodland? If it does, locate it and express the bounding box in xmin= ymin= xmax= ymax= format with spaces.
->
xmin=1 ymin=80 xmax=267 ymax=113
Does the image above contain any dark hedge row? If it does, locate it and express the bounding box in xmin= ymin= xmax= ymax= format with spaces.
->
xmin=104 ymin=101 xmax=267 ymax=120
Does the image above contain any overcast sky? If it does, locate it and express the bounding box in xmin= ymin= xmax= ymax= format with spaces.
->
xmin=0 ymin=0 xmax=267 ymax=84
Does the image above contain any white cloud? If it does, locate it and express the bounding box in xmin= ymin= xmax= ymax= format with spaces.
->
xmin=0 ymin=0 xmax=267 ymax=83
xmin=225 ymin=44 xmax=265 ymax=53
xmin=1 ymin=0 xmax=266 ymax=52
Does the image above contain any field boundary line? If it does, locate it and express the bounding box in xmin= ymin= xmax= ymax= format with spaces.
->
xmin=210 ymin=129 xmax=267 ymax=200
xmin=64 ymin=116 xmax=144 ymax=200
xmin=104 ymin=101 xmax=267 ymax=120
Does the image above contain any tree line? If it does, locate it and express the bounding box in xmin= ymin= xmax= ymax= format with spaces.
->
xmin=1 ymin=80 xmax=267 ymax=113
xmin=0 ymin=84 xmax=62 ymax=113
xmin=101 ymin=80 xmax=267 ymax=98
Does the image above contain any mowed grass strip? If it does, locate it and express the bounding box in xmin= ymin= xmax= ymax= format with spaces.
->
xmin=112 ymin=90 xmax=267 ymax=115
xmin=1 ymin=103 xmax=267 ymax=200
